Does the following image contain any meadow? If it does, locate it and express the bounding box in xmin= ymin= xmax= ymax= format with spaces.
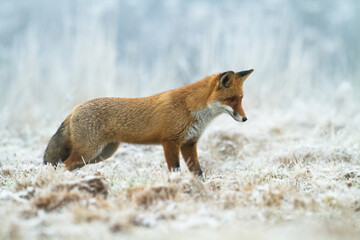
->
xmin=0 ymin=0 xmax=359 ymax=239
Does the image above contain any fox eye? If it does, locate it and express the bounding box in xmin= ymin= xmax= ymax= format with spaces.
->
xmin=228 ymin=97 xmax=236 ymax=103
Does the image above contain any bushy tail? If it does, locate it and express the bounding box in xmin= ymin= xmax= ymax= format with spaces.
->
xmin=43 ymin=116 xmax=72 ymax=166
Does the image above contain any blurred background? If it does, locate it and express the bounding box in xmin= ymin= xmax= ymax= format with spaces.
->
xmin=0 ymin=0 xmax=359 ymax=130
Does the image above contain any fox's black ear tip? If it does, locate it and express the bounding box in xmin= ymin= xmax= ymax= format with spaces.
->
xmin=236 ymin=69 xmax=254 ymax=77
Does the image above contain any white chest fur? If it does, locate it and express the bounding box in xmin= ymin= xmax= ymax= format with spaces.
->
xmin=185 ymin=101 xmax=230 ymax=141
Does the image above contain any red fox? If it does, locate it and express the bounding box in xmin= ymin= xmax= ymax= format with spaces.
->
xmin=44 ymin=70 xmax=253 ymax=178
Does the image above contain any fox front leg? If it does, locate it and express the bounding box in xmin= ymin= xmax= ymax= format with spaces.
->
xmin=180 ymin=141 xmax=204 ymax=180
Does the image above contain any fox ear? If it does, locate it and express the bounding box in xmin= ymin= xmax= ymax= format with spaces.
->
xmin=218 ymin=71 xmax=234 ymax=88
xmin=236 ymin=69 xmax=254 ymax=80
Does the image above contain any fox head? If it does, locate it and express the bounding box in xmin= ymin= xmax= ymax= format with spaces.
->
xmin=209 ymin=69 xmax=254 ymax=122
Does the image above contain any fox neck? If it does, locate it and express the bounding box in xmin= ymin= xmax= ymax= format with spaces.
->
xmin=185 ymin=101 xmax=224 ymax=142
xmin=183 ymin=76 xmax=223 ymax=142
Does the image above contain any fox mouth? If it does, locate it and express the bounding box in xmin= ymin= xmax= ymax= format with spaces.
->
xmin=231 ymin=112 xmax=243 ymax=122
xmin=216 ymin=102 xmax=247 ymax=122
xmin=224 ymin=108 xmax=244 ymax=122
xmin=229 ymin=111 xmax=247 ymax=122
xmin=222 ymin=108 xmax=245 ymax=122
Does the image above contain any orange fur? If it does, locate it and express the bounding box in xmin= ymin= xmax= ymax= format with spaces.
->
xmin=43 ymin=70 xmax=254 ymax=178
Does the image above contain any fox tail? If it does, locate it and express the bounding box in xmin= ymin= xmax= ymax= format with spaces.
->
xmin=43 ymin=116 xmax=72 ymax=166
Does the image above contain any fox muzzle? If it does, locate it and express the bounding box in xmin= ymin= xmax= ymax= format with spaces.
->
xmin=231 ymin=112 xmax=247 ymax=122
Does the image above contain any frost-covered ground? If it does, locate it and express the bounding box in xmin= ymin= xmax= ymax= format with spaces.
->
xmin=1 ymin=0 xmax=360 ymax=239
xmin=1 ymin=104 xmax=359 ymax=239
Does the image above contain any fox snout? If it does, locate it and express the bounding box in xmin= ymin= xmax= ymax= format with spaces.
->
xmin=237 ymin=115 xmax=247 ymax=122
xmin=231 ymin=111 xmax=247 ymax=122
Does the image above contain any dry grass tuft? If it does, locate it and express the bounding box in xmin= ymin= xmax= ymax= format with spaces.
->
xmin=128 ymin=185 xmax=178 ymax=207
xmin=55 ymin=176 xmax=109 ymax=197
xmin=110 ymin=221 xmax=126 ymax=233
xmin=20 ymin=173 xmax=110 ymax=212
xmin=274 ymin=146 xmax=356 ymax=167
xmin=33 ymin=190 xmax=82 ymax=211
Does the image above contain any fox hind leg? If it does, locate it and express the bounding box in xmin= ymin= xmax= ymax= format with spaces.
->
xmin=64 ymin=144 xmax=105 ymax=171
xmin=63 ymin=150 xmax=85 ymax=171
xmin=89 ymin=141 xmax=120 ymax=164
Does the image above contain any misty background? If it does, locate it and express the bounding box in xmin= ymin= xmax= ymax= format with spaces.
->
xmin=0 ymin=0 xmax=359 ymax=130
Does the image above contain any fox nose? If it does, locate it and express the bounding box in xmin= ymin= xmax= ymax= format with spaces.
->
xmin=242 ymin=117 xmax=247 ymax=122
